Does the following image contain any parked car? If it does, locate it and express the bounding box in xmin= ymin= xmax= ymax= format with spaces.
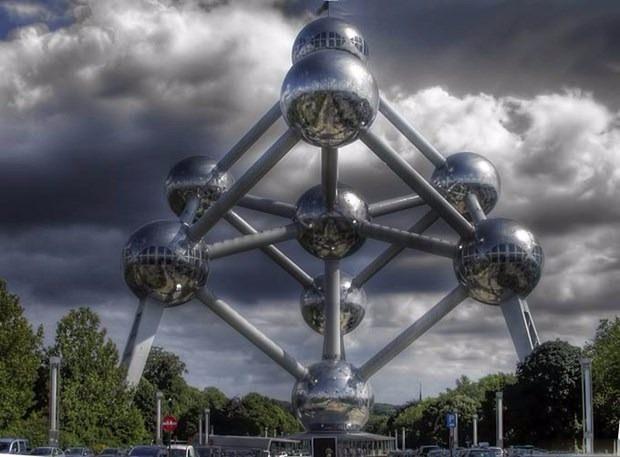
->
xmin=417 ymin=446 xmax=441 ymax=457
xmin=30 ymin=448 xmax=65 ymax=457
xmin=65 ymin=449 xmax=93 ymax=457
xmin=0 ymin=438 xmax=30 ymax=455
xmin=168 ymin=445 xmax=196 ymax=457
xmin=127 ymin=447 xmax=166 ymax=457
xmin=462 ymin=448 xmax=502 ymax=457
xmin=98 ymin=449 xmax=126 ymax=457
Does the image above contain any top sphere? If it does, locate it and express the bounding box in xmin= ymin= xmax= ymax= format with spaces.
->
xmin=292 ymin=17 xmax=369 ymax=64
xmin=431 ymin=152 xmax=500 ymax=220
xmin=122 ymin=220 xmax=208 ymax=306
xmin=165 ymin=156 xmax=234 ymax=223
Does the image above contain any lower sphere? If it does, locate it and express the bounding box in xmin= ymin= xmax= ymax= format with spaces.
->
xmin=292 ymin=360 xmax=373 ymax=432
xmin=300 ymin=273 xmax=366 ymax=335
xmin=122 ymin=220 xmax=208 ymax=306
xmin=295 ymin=184 xmax=370 ymax=259
xmin=454 ymin=218 xmax=544 ymax=305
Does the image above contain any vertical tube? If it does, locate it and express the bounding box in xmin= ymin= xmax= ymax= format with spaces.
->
xmin=198 ymin=416 xmax=203 ymax=445
xmin=402 ymin=427 xmax=406 ymax=450
xmin=156 ymin=391 xmax=163 ymax=445
xmin=48 ymin=356 xmax=61 ymax=446
xmin=205 ymin=408 xmax=210 ymax=444
xmin=322 ymin=147 xmax=338 ymax=210
xmin=473 ymin=414 xmax=478 ymax=446
xmin=496 ymin=392 xmax=504 ymax=449
xmin=581 ymin=359 xmax=594 ymax=454
xmin=322 ymin=259 xmax=341 ymax=360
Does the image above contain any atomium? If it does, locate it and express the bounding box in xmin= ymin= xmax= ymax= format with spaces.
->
xmin=121 ymin=11 xmax=547 ymax=437
xmin=292 ymin=360 xmax=373 ymax=432
xmin=454 ymin=218 xmax=544 ymax=305
xmin=431 ymin=152 xmax=500 ymax=220
xmin=292 ymin=16 xmax=369 ymax=64
xmin=122 ymin=220 xmax=208 ymax=306
xmin=165 ymin=156 xmax=234 ymax=222
xmin=301 ymin=273 xmax=366 ymax=335
xmin=295 ymin=184 xmax=370 ymax=259
xmin=281 ymin=50 xmax=379 ymax=147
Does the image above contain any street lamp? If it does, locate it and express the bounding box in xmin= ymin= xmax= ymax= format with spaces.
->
xmin=580 ymin=358 xmax=594 ymax=454
xmin=156 ymin=391 xmax=163 ymax=445
xmin=48 ymin=356 xmax=61 ymax=446
xmin=205 ymin=408 xmax=210 ymax=444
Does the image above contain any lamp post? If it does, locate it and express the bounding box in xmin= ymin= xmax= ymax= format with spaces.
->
xmin=48 ymin=356 xmax=61 ymax=446
xmin=473 ymin=414 xmax=478 ymax=446
xmin=496 ymin=392 xmax=503 ymax=449
xmin=205 ymin=408 xmax=210 ymax=444
xmin=580 ymin=359 xmax=594 ymax=454
xmin=156 ymin=391 xmax=163 ymax=445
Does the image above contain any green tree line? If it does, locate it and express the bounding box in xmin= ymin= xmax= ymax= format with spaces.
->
xmin=1 ymin=280 xmax=618 ymax=451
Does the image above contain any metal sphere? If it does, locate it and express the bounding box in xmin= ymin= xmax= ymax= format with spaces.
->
xmin=165 ymin=156 xmax=234 ymax=222
xmin=431 ymin=152 xmax=500 ymax=220
xmin=292 ymin=17 xmax=369 ymax=64
xmin=454 ymin=218 xmax=544 ymax=305
xmin=300 ymin=273 xmax=366 ymax=335
xmin=295 ymin=184 xmax=370 ymax=259
xmin=281 ymin=50 xmax=379 ymax=147
xmin=122 ymin=220 xmax=208 ymax=306
xmin=292 ymin=360 xmax=373 ymax=432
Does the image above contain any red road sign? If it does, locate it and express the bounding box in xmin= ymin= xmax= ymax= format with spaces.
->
xmin=162 ymin=415 xmax=178 ymax=432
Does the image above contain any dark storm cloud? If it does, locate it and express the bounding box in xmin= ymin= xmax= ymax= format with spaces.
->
xmin=0 ymin=0 xmax=618 ymax=402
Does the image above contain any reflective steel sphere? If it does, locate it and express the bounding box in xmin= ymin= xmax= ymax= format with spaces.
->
xmin=292 ymin=360 xmax=373 ymax=432
xmin=281 ymin=50 xmax=379 ymax=147
xmin=454 ymin=218 xmax=543 ymax=305
xmin=431 ymin=152 xmax=500 ymax=220
xmin=292 ymin=17 xmax=369 ymax=64
xmin=122 ymin=220 xmax=208 ymax=306
xmin=165 ymin=156 xmax=234 ymax=222
xmin=295 ymin=184 xmax=370 ymax=259
xmin=301 ymin=273 xmax=366 ymax=335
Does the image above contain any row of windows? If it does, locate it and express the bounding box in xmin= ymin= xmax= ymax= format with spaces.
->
xmin=294 ymin=32 xmax=369 ymax=59
xmin=124 ymin=246 xmax=205 ymax=267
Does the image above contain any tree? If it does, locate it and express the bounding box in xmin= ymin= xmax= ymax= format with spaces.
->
xmin=584 ymin=317 xmax=620 ymax=438
xmin=504 ymin=340 xmax=582 ymax=449
xmin=50 ymin=307 xmax=147 ymax=448
xmin=219 ymin=393 xmax=300 ymax=436
xmin=0 ymin=280 xmax=44 ymax=433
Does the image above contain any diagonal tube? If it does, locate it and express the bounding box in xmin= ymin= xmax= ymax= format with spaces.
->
xmin=206 ymin=223 xmax=298 ymax=260
xmin=180 ymin=195 xmax=201 ymax=224
xmin=216 ymin=102 xmax=282 ymax=173
xmin=360 ymin=130 xmax=474 ymax=239
xmin=322 ymin=147 xmax=339 ymax=211
xmin=352 ymin=210 xmax=439 ymax=288
xmin=122 ymin=297 xmax=165 ymax=387
xmin=323 ymin=259 xmax=341 ymax=360
xmin=188 ymin=129 xmax=300 ymax=242
xmin=358 ymin=221 xmax=456 ymax=258
xmin=379 ymin=96 xmax=446 ymax=168
xmin=358 ymin=285 xmax=469 ymax=381
xmin=224 ymin=211 xmax=314 ymax=287
xmin=465 ymin=193 xmax=486 ymax=224
xmin=195 ymin=288 xmax=308 ymax=380
xmin=237 ymin=194 xmax=297 ymax=219
xmin=368 ymin=194 xmax=425 ymax=217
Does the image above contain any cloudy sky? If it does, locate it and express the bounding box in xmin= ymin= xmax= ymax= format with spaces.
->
xmin=1 ymin=0 xmax=619 ymax=404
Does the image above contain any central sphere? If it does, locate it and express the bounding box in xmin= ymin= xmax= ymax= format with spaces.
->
xmin=300 ymin=273 xmax=366 ymax=335
xmin=281 ymin=50 xmax=379 ymax=147
xmin=122 ymin=220 xmax=208 ymax=306
xmin=431 ymin=152 xmax=500 ymax=220
xmin=292 ymin=360 xmax=373 ymax=432
xmin=292 ymin=17 xmax=369 ymax=64
xmin=165 ymin=156 xmax=234 ymax=223
xmin=454 ymin=218 xmax=544 ymax=305
xmin=295 ymin=184 xmax=370 ymax=259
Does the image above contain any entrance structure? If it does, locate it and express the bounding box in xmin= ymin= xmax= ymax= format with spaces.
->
xmin=120 ymin=9 xmax=543 ymax=447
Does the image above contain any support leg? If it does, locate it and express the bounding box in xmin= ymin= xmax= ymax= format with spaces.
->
xmin=500 ymin=296 xmax=540 ymax=362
